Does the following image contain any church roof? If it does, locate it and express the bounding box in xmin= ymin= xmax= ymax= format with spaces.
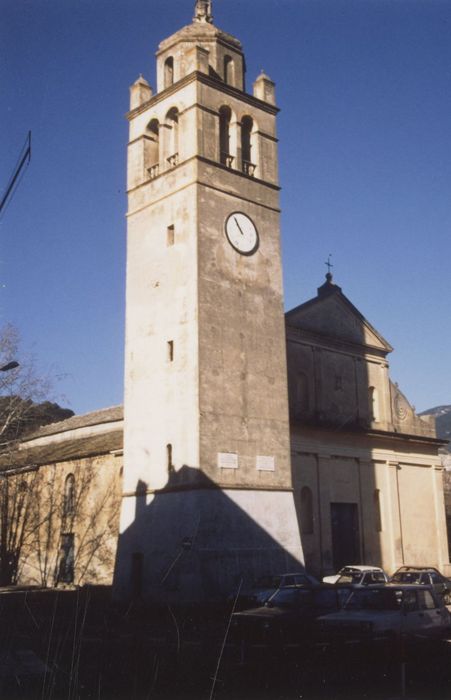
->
xmin=21 ymin=405 xmax=123 ymax=442
xmin=0 ymin=405 xmax=124 ymax=472
xmin=158 ymin=19 xmax=242 ymax=54
xmin=0 ymin=429 xmax=123 ymax=472
xmin=286 ymin=274 xmax=393 ymax=354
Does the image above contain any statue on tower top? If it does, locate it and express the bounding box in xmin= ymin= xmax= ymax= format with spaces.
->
xmin=194 ymin=0 xmax=213 ymax=23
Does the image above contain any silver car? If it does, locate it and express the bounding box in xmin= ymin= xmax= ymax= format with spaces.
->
xmin=318 ymin=584 xmax=451 ymax=645
xmin=323 ymin=565 xmax=388 ymax=586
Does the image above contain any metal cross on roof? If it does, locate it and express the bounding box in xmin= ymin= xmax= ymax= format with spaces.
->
xmin=325 ymin=254 xmax=333 ymax=275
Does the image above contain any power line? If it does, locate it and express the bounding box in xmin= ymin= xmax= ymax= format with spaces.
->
xmin=0 ymin=131 xmax=31 ymax=218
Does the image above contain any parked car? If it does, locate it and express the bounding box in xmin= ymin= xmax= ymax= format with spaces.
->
xmin=389 ymin=566 xmax=451 ymax=604
xmin=335 ymin=569 xmax=388 ymax=587
xmin=318 ymin=584 xmax=451 ymax=647
xmin=323 ymin=565 xmax=388 ymax=585
xmin=230 ymin=584 xmax=353 ymax=650
xmin=233 ymin=572 xmax=320 ymax=610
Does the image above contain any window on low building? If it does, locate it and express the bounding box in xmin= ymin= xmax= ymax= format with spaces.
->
xmin=58 ymin=533 xmax=75 ymax=584
xmin=63 ymin=474 xmax=75 ymax=518
xmin=16 ymin=480 xmax=28 ymax=519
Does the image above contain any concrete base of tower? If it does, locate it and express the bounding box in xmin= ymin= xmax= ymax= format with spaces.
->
xmin=112 ymin=487 xmax=305 ymax=604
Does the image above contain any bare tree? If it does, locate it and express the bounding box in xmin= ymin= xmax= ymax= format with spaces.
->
xmin=30 ymin=460 xmax=120 ymax=588
xmin=0 ymin=466 xmax=39 ymax=585
xmin=0 ymin=323 xmax=75 ymax=586
xmin=0 ymin=452 xmax=120 ymax=588
xmin=0 ymin=325 xmax=120 ymax=588
xmin=0 ymin=323 xmax=72 ymax=442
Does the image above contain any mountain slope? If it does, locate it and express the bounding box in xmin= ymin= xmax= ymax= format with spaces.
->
xmin=420 ymin=405 xmax=451 ymax=449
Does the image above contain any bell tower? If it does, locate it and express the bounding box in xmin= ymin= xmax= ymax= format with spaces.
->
xmin=115 ymin=1 xmax=304 ymax=602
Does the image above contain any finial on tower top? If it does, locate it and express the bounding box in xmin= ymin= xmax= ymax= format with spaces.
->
xmin=194 ymin=0 xmax=213 ymax=23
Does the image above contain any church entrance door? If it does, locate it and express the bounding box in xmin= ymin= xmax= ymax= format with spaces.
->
xmin=330 ymin=503 xmax=360 ymax=571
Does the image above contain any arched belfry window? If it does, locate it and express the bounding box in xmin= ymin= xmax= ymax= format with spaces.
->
xmin=369 ymin=386 xmax=379 ymax=422
xmin=146 ymin=118 xmax=160 ymax=179
xmin=165 ymin=108 xmax=179 ymax=167
xmin=300 ymin=487 xmax=314 ymax=534
xmin=63 ymin=473 xmax=76 ymax=518
xmin=164 ymin=57 xmax=174 ymax=88
xmin=219 ymin=106 xmax=233 ymax=168
xmin=224 ymin=55 xmax=234 ymax=86
xmin=241 ymin=116 xmax=256 ymax=176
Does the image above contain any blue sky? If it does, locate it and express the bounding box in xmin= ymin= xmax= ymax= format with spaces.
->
xmin=1 ymin=0 xmax=450 ymax=415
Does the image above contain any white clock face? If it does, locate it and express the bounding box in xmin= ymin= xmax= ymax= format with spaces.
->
xmin=225 ymin=212 xmax=259 ymax=255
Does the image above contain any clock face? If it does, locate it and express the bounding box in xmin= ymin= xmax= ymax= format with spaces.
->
xmin=225 ymin=212 xmax=259 ymax=255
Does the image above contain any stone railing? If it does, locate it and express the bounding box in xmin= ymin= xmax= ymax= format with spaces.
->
xmin=147 ymin=164 xmax=159 ymax=180
xmin=242 ymin=160 xmax=256 ymax=177
xmin=220 ymin=152 xmax=234 ymax=168
xmin=167 ymin=153 xmax=179 ymax=168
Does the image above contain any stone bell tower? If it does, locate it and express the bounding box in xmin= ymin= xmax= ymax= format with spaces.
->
xmin=114 ymin=0 xmax=304 ymax=602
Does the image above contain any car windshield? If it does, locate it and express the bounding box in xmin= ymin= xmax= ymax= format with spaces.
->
xmin=338 ymin=571 xmax=386 ymax=585
xmin=392 ymin=572 xmax=422 ymax=584
xmin=339 ymin=567 xmax=359 ymax=575
xmin=337 ymin=573 xmax=364 ymax=584
xmin=344 ymin=589 xmax=401 ymax=611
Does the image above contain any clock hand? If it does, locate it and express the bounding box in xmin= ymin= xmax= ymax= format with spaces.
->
xmin=234 ymin=216 xmax=245 ymax=236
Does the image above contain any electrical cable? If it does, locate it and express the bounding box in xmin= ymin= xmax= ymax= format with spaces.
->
xmin=0 ymin=131 xmax=31 ymax=220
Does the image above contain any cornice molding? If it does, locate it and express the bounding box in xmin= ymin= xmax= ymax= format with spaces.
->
xmin=127 ymin=70 xmax=279 ymax=121
xmin=122 ymin=483 xmax=293 ymax=498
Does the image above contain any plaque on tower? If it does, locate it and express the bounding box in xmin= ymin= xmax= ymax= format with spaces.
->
xmin=256 ymin=455 xmax=275 ymax=472
xmin=218 ymin=452 xmax=238 ymax=469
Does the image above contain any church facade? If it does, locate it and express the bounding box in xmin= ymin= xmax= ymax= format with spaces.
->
xmin=0 ymin=1 xmax=448 ymax=599
xmin=286 ymin=275 xmax=449 ymax=578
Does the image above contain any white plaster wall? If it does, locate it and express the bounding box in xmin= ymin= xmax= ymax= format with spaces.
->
xmin=291 ymin=427 xmax=447 ymax=577
xmin=114 ymin=487 xmax=304 ymax=602
xmin=397 ymin=462 xmax=440 ymax=565
xmin=123 ymin=181 xmax=200 ymax=492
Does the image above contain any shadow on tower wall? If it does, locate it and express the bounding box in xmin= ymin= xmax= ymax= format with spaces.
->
xmin=113 ymin=467 xmax=305 ymax=604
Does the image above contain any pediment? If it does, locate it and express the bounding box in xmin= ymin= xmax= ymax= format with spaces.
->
xmin=286 ymin=284 xmax=392 ymax=353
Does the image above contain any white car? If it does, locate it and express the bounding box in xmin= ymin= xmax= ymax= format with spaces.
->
xmin=318 ymin=584 xmax=451 ymax=645
xmin=322 ymin=565 xmax=388 ymax=585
